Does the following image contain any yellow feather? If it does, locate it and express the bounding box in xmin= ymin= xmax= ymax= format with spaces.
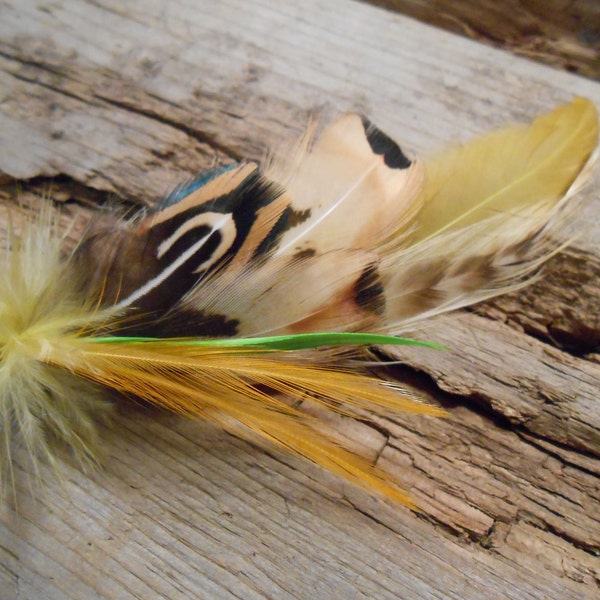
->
xmin=412 ymin=97 xmax=598 ymax=243
xmin=0 ymin=211 xmax=442 ymax=504
xmin=380 ymin=98 xmax=599 ymax=329
xmin=0 ymin=209 xmax=118 ymax=493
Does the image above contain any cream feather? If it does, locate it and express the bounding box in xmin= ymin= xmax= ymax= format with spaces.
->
xmin=267 ymin=114 xmax=425 ymax=255
xmin=181 ymin=250 xmax=380 ymax=336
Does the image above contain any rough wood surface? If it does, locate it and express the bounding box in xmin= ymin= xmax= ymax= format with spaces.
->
xmin=1 ymin=0 xmax=599 ymax=598
xmin=366 ymin=0 xmax=600 ymax=80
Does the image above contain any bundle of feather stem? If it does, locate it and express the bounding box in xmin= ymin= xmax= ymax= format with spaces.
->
xmin=0 ymin=98 xmax=597 ymax=506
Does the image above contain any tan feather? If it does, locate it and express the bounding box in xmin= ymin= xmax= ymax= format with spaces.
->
xmin=181 ymin=250 xmax=379 ymax=336
xmin=267 ymin=114 xmax=425 ymax=256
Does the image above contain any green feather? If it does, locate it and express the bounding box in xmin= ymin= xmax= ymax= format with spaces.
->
xmin=87 ymin=332 xmax=444 ymax=351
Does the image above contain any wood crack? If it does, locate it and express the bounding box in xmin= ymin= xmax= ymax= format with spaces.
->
xmin=93 ymin=94 xmax=245 ymax=162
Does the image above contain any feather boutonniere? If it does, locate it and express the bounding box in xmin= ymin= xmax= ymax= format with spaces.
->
xmin=1 ymin=98 xmax=597 ymax=507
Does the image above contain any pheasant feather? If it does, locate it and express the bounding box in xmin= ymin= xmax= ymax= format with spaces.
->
xmin=0 ymin=98 xmax=597 ymax=505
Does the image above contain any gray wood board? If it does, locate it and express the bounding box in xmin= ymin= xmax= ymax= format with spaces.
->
xmin=1 ymin=0 xmax=599 ymax=598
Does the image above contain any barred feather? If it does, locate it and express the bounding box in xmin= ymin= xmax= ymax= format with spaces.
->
xmin=0 ymin=98 xmax=597 ymax=505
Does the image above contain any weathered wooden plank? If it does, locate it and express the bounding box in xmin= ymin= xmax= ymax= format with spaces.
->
xmin=1 ymin=0 xmax=599 ymax=598
xmin=364 ymin=0 xmax=600 ymax=80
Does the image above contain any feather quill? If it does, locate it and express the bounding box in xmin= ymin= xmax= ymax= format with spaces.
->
xmin=0 ymin=98 xmax=597 ymax=506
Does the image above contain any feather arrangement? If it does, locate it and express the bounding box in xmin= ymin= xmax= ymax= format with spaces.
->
xmin=0 ymin=98 xmax=597 ymax=507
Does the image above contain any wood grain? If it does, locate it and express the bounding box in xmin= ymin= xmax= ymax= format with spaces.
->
xmin=1 ymin=0 xmax=599 ymax=598
xmin=365 ymin=0 xmax=600 ymax=80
